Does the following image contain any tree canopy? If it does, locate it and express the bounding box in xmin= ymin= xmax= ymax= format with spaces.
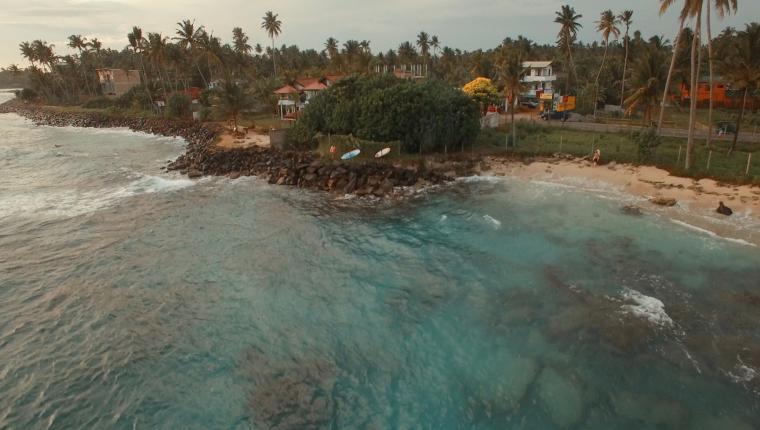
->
xmin=291 ymin=75 xmax=480 ymax=153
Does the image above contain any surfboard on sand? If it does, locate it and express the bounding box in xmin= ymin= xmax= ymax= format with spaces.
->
xmin=341 ymin=149 xmax=361 ymax=160
xmin=374 ymin=147 xmax=391 ymax=158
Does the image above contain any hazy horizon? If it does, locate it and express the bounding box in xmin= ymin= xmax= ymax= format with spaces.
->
xmin=2 ymin=0 xmax=759 ymax=67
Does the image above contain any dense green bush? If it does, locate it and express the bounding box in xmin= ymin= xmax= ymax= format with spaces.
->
xmin=82 ymin=97 xmax=114 ymax=109
xmin=634 ymin=127 xmax=662 ymax=161
xmin=290 ymin=75 xmax=481 ymax=153
xmin=14 ymin=88 xmax=38 ymax=101
xmin=166 ymin=93 xmax=192 ymax=118
xmin=115 ymin=85 xmax=153 ymax=111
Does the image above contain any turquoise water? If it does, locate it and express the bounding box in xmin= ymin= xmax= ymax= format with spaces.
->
xmin=2 ymin=94 xmax=760 ymax=429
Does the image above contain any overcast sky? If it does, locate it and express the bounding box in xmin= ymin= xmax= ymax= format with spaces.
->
xmin=2 ymin=0 xmax=759 ymax=66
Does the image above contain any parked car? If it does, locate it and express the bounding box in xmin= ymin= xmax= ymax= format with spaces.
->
xmin=716 ymin=121 xmax=737 ymax=135
xmin=539 ymin=111 xmax=569 ymax=121
xmin=520 ymin=100 xmax=539 ymax=109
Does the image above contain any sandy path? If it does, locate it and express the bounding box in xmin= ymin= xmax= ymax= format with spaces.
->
xmin=215 ymin=130 xmax=270 ymax=150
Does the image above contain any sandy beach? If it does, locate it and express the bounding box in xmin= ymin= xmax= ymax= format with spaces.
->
xmin=486 ymin=156 xmax=760 ymax=247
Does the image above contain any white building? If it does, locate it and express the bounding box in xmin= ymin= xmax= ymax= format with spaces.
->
xmin=521 ymin=61 xmax=557 ymax=99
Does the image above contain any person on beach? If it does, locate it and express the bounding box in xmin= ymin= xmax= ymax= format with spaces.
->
xmin=592 ymin=149 xmax=601 ymax=166
xmin=329 ymin=144 xmax=337 ymax=160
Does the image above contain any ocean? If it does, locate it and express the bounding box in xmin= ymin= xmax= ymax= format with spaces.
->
xmin=1 ymin=90 xmax=759 ymax=429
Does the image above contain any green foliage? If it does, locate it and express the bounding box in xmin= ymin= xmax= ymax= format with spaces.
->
xmin=14 ymin=88 xmax=38 ymax=101
xmin=291 ymin=75 xmax=481 ymax=153
xmin=166 ymin=93 xmax=192 ymax=118
xmin=633 ymin=126 xmax=661 ymax=161
xmin=115 ymin=85 xmax=153 ymax=111
xmin=82 ymin=97 xmax=114 ymax=109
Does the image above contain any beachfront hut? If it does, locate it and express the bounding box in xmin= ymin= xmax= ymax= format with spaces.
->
xmin=274 ymin=85 xmax=300 ymax=119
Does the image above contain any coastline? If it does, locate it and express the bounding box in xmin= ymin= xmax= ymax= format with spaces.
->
xmin=3 ymin=100 xmax=759 ymax=245
xmin=0 ymin=100 xmax=476 ymax=198
xmin=484 ymin=156 xmax=760 ymax=247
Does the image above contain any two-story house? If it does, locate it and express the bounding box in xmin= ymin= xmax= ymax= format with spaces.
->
xmin=521 ymin=61 xmax=557 ymax=100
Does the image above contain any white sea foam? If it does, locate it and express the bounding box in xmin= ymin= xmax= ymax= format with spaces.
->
xmin=456 ymin=175 xmax=504 ymax=184
xmin=728 ymin=364 xmax=758 ymax=384
xmin=670 ymin=219 xmax=757 ymax=247
xmin=483 ymin=215 xmax=502 ymax=229
xmin=0 ymin=174 xmax=197 ymax=220
xmin=620 ymin=288 xmax=674 ymax=327
xmin=439 ymin=215 xmax=448 ymax=223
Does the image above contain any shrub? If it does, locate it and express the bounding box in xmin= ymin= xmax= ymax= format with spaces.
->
xmin=634 ymin=127 xmax=661 ymax=162
xmin=115 ymin=85 xmax=153 ymax=111
xmin=83 ymin=97 xmax=113 ymax=109
xmin=166 ymin=93 xmax=192 ymax=118
xmin=14 ymin=88 xmax=38 ymax=101
xmin=291 ymin=75 xmax=481 ymax=153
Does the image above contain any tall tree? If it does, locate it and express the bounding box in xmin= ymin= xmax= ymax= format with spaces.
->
xmin=720 ymin=23 xmax=759 ymax=154
xmin=67 ymin=34 xmax=92 ymax=95
xmin=261 ymin=11 xmax=282 ymax=77
xmin=618 ymin=10 xmax=634 ymax=108
xmin=416 ymin=31 xmax=431 ymax=61
xmin=174 ymin=19 xmax=208 ymax=87
xmin=624 ymin=43 xmax=668 ymax=124
xmin=232 ymin=27 xmax=252 ymax=55
xmin=128 ymin=26 xmax=153 ymax=106
xmin=657 ymin=0 xmax=694 ymax=135
xmin=431 ymin=35 xmax=441 ymax=57
xmin=496 ymin=52 xmax=526 ymax=150
xmin=554 ymin=5 xmax=583 ymax=94
xmin=593 ymin=9 xmax=620 ymax=118
xmin=705 ymin=0 xmax=738 ymax=149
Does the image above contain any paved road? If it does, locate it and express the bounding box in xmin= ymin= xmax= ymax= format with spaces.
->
xmin=538 ymin=119 xmax=760 ymax=144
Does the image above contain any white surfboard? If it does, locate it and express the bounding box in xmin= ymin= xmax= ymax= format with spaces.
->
xmin=374 ymin=147 xmax=391 ymax=158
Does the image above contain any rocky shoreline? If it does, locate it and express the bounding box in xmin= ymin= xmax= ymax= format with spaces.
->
xmin=0 ymin=101 xmax=479 ymax=197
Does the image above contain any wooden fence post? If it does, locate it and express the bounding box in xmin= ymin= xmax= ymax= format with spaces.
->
xmin=747 ymin=153 xmax=753 ymax=176
xmin=559 ymin=135 xmax=563 ymax=153
xmin=706 ymin=151 xmax=712 ymax=171
xmin=677 ymin=145 xmax=682 ymax=166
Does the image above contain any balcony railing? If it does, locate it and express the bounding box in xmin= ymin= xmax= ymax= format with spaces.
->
xmin=522 ymin=75 xmax=557 ymax=83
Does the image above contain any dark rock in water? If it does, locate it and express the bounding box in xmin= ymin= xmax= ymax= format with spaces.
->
xmin=621 ymin=205 xmax=643 ymax=216
xmin=187 ymin=169 xmax=203 ymax=179
xmin=228 ymin=171 xmax=241 ymax=180
xmin=650 ymin=196 xmax=677 ymax=207
xmin=716 ymin=201 xmax=733 ymax=216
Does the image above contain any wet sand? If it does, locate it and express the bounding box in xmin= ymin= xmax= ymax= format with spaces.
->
xmin=485 ymin=156 xmax=760 ymax=247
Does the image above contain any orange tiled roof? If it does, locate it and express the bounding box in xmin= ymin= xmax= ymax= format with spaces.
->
xmin=274 ymin=85 xmax=299 ymax=94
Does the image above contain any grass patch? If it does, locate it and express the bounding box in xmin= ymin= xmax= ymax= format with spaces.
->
xmin=475 ymin=121 xmax=760 ymax=185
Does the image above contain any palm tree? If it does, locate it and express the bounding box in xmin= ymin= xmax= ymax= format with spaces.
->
xmin=342 ymin=40 xmax=361 ymax=72
xmin=128 ymin=26 xmax=153 ymax=106
xmin=146 ymin=32 xmax=170 ymax=96
xmin=19 ymin=42 xmax=36 ymax=67
xmin=397 ymin=42 xmax=417 ymax=64
xmin=261 ymin=11 xmax=282 ymax=77
xmin=720 ymin=23 xmax=759 ymax=154
xmin=430 ymin=35 xmax=441 ymax=58
xmin=174 ymin=19 xmax=208 ymax=87
xmin=593 ymin=10 xmax=620 ymax=118
xmin=416 ymin=31 xmax=430 ymax=62
xmin=497 ymin=53 xmax=526 ymax=149
xmin=554 ymin=5 xmax=583 ymax=94
xmin=657 ymin=0 xmax=705 ymax=169
xmin=324 ymin=37 xmax=339 ymax=58
xmin=705 ymin=0 xmax=738 ymax=149
xmin=68 ymin=34 xmax=92 ymax=95
xmin=232 ymin=27 xmax=252 ymax=55
xmin=216 ymin=80 xmax=254 ymax=132
xmin=618 ymin=10 xmax=634 ymax=108
xmin=625 ymin=44 xmax=668 ymax=124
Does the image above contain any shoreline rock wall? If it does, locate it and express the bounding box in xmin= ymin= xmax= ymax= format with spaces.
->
xmin=1 ymin=101 xmax=478 ymax=197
